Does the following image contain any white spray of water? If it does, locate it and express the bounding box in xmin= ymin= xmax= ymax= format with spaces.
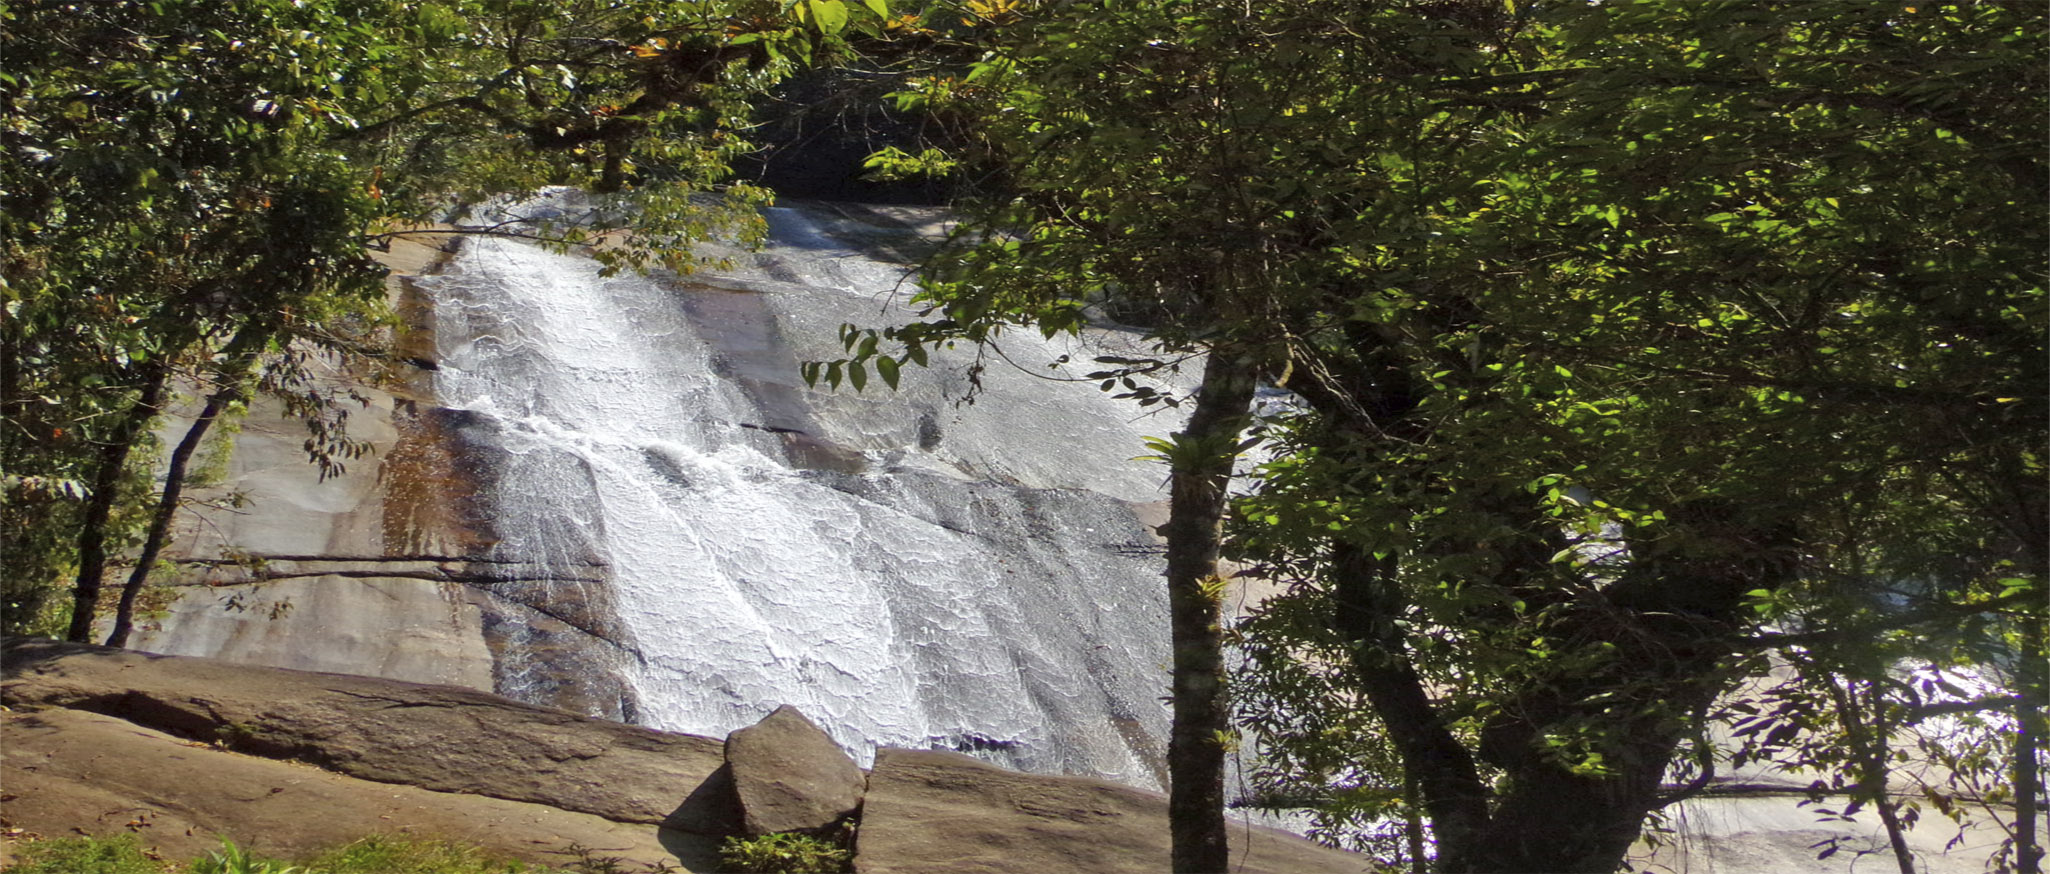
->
xmin=424 ymin=206 xmax=1189 ymax=785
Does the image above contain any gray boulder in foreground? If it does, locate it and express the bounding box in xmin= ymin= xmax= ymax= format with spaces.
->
xmin=726 ymin=704 xmax=866 ymax=836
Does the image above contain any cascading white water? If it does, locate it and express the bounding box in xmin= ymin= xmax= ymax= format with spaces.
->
xmin=424 ymin=203 xmax=1191 ymax=786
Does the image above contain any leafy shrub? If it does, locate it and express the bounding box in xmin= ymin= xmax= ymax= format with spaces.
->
xmin=189 ymin=838 xmax=300 ymax=874
xmin=301 ymin=836 xmax=533 ymax=874
xmin=716 ymin=833 xmax=851 ymax=874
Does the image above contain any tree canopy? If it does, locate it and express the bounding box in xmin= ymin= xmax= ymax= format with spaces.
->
xmin=1 ymin=0 xmax=888 ymax=638
xmin=829 ymin=0 xmax=2045 ymax=871
xmin=2 ymin=0 xmax=2041 ymax=871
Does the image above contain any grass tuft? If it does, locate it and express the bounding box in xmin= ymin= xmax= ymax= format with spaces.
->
xmin=4 ymin=835 xmax=167 ymax=874
xmin=0 ymin=834 xmax=680 ymax=874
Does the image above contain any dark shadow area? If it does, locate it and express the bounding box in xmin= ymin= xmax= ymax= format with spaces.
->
xmin=660 ymin=763 xmax=744 ymax=871
xmin=738 ymin=70 xmax=951 ymax=206
xmin=655 ymin=826 xmax=729 ymax=873
xmin=663 ymin=762 xmax=744 ymax=836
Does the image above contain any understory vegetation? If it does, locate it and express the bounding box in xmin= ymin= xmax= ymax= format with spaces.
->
xmin=716 ymin=833 xmax=851 ymax=874
xmin=0 ymin=835 xmax=677 ymax=874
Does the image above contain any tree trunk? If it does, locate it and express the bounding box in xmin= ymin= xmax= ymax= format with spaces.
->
xmin=1405 ymin=770 xmax=1428 ymax=874
xmin=63 ymin=360 xmax=171 ymax=642
xmin=1465 ymin=751 xmax=1687 ymax=874
xmin=1459 ymin=505 xmax=1799 ymax=874
xmin=1329 ymin=543 xmax=1491 ymax=872
xmin=1462 ymin=620 xmax=1732 ymax=873
xmin=1827 ymin=678 xmax=1916 ymax=874
xmin=1874 ymin=788 xmax=1916 ymax=874
xmin=2019 ymin=619 xmax=2046 ymax=874
xmin=105 ymin=326 xmax=268 ymax=647
xmin=1161 ymin=349 xmax=1257 ymax=874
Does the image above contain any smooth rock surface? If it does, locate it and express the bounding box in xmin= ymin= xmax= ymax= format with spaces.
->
xmin=126 ymin=576 xmax=495 ymax=690
xmin=0 ymin=639 xmax=724 ymax=828
xmin=122 ymin=234 xmax=638 ymax=718
xmin=726 ymin=704 xmax=865 ymax=836
xmin=853 ymin=748 xmax=1366 ymax=874
xmin=0 ymin=708 xmax=713 ymax=871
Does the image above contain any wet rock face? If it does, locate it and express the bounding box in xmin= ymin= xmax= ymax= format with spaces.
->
xmin=133 ymin=241 xmax=641 ymax=721
xmin=136 ymin=203 xmax=1193 ymax=789
xmin=726 ymin=705 xmax=866 ymax=836
xmin=436 ymin=403 xmax=641 ymax=720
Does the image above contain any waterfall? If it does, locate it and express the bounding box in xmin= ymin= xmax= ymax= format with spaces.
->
xmin=423 ymin=203 xmax=1188 ymax=787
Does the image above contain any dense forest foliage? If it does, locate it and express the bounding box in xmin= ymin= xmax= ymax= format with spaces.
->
xmin=3 ymin=1 xmax=2042 ymax=873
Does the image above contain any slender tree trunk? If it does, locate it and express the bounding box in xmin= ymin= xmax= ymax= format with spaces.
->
xmin=1830 ymin=679 xmax=1916 ymax=874
xmin=2018 ymin=619 xmax=2046 ymax=874
xmin=1405 ymin=770 xmax=1428 ymax=874
xmin=0 ymin=306 xmax=23 ymax=440
xmin=106 ymin=327 xmax=268 ymax=647
xmin=1874 ymin=789 xmax=1916 ymax=874
xmin=64 ymin=360 xmax=171 ymax=642
xmin=1161 ymin=349 xmax=1257 ymax=874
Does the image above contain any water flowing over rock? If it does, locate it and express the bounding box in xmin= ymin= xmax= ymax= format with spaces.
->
xmin=417 ymin=202 xmax=1191 ymax=786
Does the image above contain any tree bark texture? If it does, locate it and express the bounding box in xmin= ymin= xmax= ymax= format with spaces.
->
xmin=2018 ymin=620 xmax=2046 ymax=874
xmin=1301 ymin=331 xmax=1803 ymax=872
xmin=1328 ymin=543 xmax=1490 ymax=872
xmin=106 ymin=326 xmax=268 ymax=647
xmin=64 ymin=360 xmax=171 ymax=643
xmin=1455 ymin=506 xmax=1799 ymax=874
xmin=1161 ymin=350 xmax=1257 ymax=874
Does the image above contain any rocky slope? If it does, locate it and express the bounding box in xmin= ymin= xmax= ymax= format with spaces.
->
xmin=122 ymin=233 xmax=640 ymax=720
xmin=0 ymin=639 xmax=1367 ymax=873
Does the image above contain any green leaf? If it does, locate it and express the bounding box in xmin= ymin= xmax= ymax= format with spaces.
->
xmin=808 ymin=0 xmax=849 ymax=33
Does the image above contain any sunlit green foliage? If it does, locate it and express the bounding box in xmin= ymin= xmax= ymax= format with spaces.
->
xmin=717 ymin=832 xmax=852 ymax=874
xmin=1222 ymin=3 xmax=2044 ymax=871
xmin=0 ymin=0 xmax=892 ymax=637
xmin=824 ymin=0 xmax=2043 ymax=871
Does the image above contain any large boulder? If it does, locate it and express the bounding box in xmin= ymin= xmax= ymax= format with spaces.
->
xmin=3 ymin=640 xmax=1369 ymax=874
xmin=853 ymin=748 xmax=1366 ymax=874
xmin=0 ymin=708 xmax=713 ymax=870
xmin=725 ymin=705 xmax=866 ymax=836
xmin=0 ymin=638 xmax=727 ymax=830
